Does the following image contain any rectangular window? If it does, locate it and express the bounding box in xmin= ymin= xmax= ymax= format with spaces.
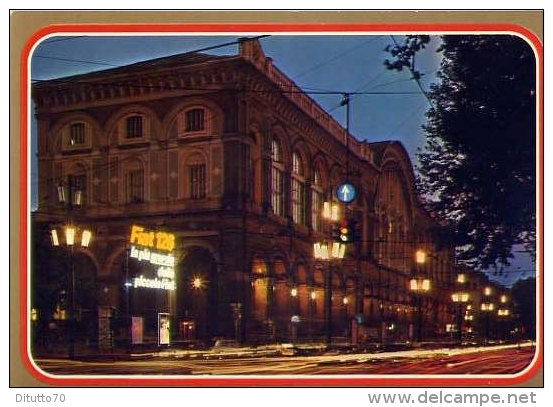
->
xmin=292 ymin=178 xmax=305 ymax=224
xmin=311 ymin=189 xmax=323 ymax=231
xmin=126 ymin=116 xmax=143 ymax=139
xmin=272 ymin=168 xmax=284 ymax=216
xmin=185 ymin=109 xmax=205 ymax=132
xmin=69 ymin=123 xmax=85 ymax=146
xmin=189 ymin=164 xmax=206 ymax=199
xmin=127 ymin=170 xmax=144 ymax=203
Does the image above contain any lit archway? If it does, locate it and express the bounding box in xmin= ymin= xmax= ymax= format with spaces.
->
xmin=176 ymin=246 xmax=218 ymax=345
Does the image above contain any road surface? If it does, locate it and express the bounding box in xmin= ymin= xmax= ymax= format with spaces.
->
xmin=33 ymin=343 xmax=536 ymax=376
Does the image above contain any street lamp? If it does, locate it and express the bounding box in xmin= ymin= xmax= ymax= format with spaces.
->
xmin=410 ymin=277 xmax=431 ymax=343
xmin=290 ymin=287 xmax=299 ymax=342
xmin=343 ymin=296 xmax=349 ymax=343
xmin=50 ymin=224 xmax=92 ymax=359
xmin=51 ymin=175 xmax=91 ymax=359
xmin=497 ymin=294 xmax=510 ymax=342
xmin=481 ymin=302 xmax=495 ymax=344
xmin=451 ymin=272 xmax=470 ymax=345
xmin=314 ymin=241 xmax=346 ymax=347
xmin=410 ymin=249 xmax=430 ymax=343
xmin=309 ymin=290 xmax=317 ymax=341
xmin=230 ymin=302 xmax=243 ymax=343
xmin=192 ymin=276 xmax=204 ymax=290
xmin=451 ymin=291 xmax=470 ymax=345
xmin=415 ymin=249 xmax=427 ymax=265
xmin=322 ymin=201 xmax=340 ymax=222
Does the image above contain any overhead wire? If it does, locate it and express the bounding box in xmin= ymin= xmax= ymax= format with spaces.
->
xmin=291 ymin=36 xmax=384 ymax=81
xmin=32 ymin=34 xmax=270 ymax=82
xmin=32 ymin=54 xmax=121 ymax=69
xmin=384 ymin=100 xmax=429 ymax=140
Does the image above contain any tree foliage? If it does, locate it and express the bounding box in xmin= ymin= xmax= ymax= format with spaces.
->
xmin=384 ymin=35 xmax=431 ymax=80
xmin=510 ymin=277 xmax=536 ymax=340
xmin=385 ymin=35 xmax=537 ymax=270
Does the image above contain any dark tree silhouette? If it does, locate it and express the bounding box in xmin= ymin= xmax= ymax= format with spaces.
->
xmin=385 ymin=35 xmax=537 ymax=270
xmin=510 ymin=277 xmax=537 ymax=340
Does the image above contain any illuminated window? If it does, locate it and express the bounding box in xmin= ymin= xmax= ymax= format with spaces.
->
xmin=291 ymin=152 xmax=305 ymax=224
xmin=69 ymin=122 xmax=85 ymax=145
xmin=311 ymin=170 xmax=323 ymax=231
xmin=126 ymin=115 xmax=143 ymax=139
xmin=271 ymin=138 xmax=284 ymax=216
xmin=185 ymin=108 xmax=205 ymax=132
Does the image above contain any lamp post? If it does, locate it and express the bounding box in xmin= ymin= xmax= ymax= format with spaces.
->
xmin=315 ymin=197 xmax=346 ymax=347
xmin=480 ymin=302 xmax=495 ymax=344
xmin=480 ymin=286 xmax=495 ymax=344
xmin=410 ymin=249 xmax=429 ymax=343
xmin=410 ymin=277 xmax=430 ymax=343
xmin=189 ymin=275 xmax=207 ymax=343
xmin=497 ymin=294 xmax=510 ymax=342
xmin=230 ymin=302 xmax=242 ymax=344
xmin=309 ymin=290 xmax=316 ymax=341
xmin=313 ymin=240 xmax=346 ymax=347
xmin=290 ymin=287 xmax=299 ymax=342
xmin=50 ymin=225 xmax=92 ymax=359
xmin=50 ymin=175 xmax=91 ymax=359
xmin=343 ymin=296 xmax=349 ymax=343
xmin=451 ymin=291 xmax=470 ymax=345
xmin=451 ymin=273 xmax=470 ymax=345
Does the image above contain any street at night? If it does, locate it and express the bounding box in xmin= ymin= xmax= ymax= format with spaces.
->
xmin=33 ymin=343 xmax=535 ymax=376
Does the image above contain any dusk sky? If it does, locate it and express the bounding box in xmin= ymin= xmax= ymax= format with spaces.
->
xmin=28 ymin=33 xmax=535 ymax=286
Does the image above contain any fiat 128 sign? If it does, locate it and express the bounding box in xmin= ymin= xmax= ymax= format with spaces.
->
xmin=129 ymin=225 xmax=176 ymax=291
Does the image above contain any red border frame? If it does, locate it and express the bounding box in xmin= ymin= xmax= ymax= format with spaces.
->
xmin=20 ymin=22 xmax=544 ymax=387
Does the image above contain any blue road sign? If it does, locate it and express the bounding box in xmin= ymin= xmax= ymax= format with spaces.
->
xmin=336 ymin=183 xmax=357 ymax=203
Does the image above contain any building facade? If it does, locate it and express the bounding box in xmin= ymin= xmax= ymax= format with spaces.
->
xmin=32 ymin=38 xmax=458 ymax=349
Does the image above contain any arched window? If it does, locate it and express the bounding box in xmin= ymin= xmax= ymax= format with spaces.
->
xmin=291 ymin=152 xmax=306 ymax=225
xmin=175 ymin=106 xmax=213 ymax=138
xmin=124 ymin=159 xmax=144 ymax=203
xmin=185 ymin=108 xmax=205 ymax=132
xmin=61 ymin=121 xmax=92 ymax=151
xmin=69 ymin=123 xmax=86 ymax=145
xmin=271 ymin=138 xmax=284 ymax=216
xmin=114 ymin=110 xmax=153 ymax=146
xmin=187 ymin=153 xmax=207 ymax=199
xmin=125 ymin=115 xmax=144 ymax=139
xmin=311 ymin=169 xmax=323 ymax=231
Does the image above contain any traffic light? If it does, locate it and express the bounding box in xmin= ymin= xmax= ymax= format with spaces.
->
xmin=339 ymin=218 xmax=354 ymax=243
xmin=337 ymin=218 xmax=361 ymax=243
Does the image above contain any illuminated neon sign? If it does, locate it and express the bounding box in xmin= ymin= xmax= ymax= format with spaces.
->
xmin=133 ymin=275 xmax=176 ymax=291
xmin=129 ymin=225 xmax=176 ymax=291
xmin=130 ymin=225 xmax=175 ymax=252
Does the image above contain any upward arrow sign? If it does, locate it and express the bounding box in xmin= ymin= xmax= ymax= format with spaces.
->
xmin=341 ymin=185 xmax=351 ymax=201
xmin=336 ymin=183 xmax=357 ymax=203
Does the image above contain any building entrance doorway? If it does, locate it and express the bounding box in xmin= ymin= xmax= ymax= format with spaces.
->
xmin=177 ymin=246 xmax=217 ymax=346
